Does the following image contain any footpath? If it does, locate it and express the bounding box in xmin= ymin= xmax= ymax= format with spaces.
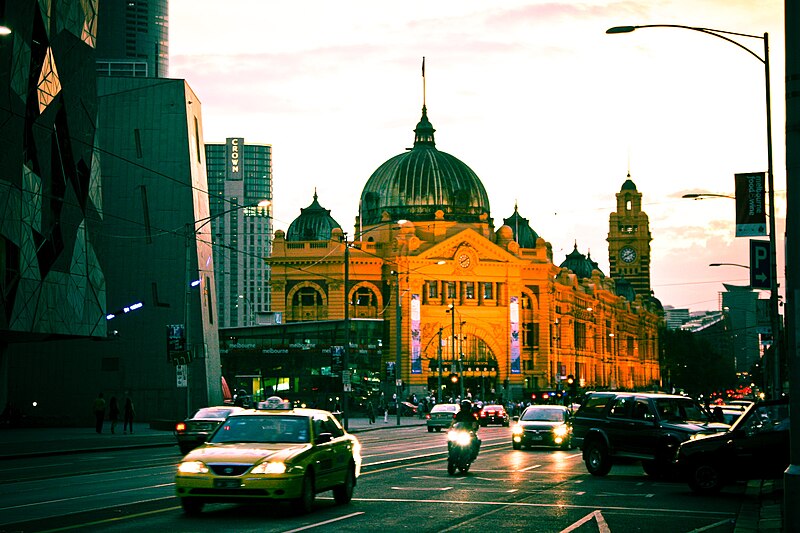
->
xmin=0 ymin=417 xmax=783 ymax=531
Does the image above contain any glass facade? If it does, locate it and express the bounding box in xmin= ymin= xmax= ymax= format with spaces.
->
xmin=96 ymin=0 xmax=169 ymax=78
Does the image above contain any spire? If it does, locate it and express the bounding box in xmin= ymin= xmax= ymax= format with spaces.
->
xmin=413 ymin=105 xmax=436 ymax=147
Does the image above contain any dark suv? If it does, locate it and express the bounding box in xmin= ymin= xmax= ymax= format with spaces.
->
xmin=572 ymin=392 xmax=729 ymax=477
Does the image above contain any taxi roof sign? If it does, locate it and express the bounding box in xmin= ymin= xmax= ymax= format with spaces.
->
xmin=257 ymin=396 xmax=292 ymax=410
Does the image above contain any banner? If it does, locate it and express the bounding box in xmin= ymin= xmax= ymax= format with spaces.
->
xmin=410 ymin=294 xmax=422 ymax=373
xmin=510 ymin=296 xmax=520 ymax=374
xmin=735 ymin=172 xmax=766 ymax=237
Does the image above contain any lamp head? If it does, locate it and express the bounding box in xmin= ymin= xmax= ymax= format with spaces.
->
xmin=606 ymin=26 xmax=636 ymax=34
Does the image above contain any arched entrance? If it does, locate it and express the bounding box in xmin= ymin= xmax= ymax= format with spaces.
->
xmin=423 ymin=332 xmax=499 ymax=402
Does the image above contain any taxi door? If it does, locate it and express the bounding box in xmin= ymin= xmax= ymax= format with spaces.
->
xmin=311 ymin=415 xmax=338 ymax=489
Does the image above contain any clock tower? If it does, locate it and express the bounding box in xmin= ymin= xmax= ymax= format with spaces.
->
xmin=608 ymin=175 xmax=652 ymax=297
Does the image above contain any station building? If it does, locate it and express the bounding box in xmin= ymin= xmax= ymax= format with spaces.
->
xmin=222 ymin=105 xmax=663 ymax=406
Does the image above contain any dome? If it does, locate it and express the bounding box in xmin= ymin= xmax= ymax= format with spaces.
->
xmin=560 ymin=243 xmax=602 ymax=279
xmin=621 ymin=176 xmax=637 ymax=191
xmin=614 ymin=277 xmax=637 ymax=301
xmin=286 ymin=191 xmax=342 ymax=241
xmin=359 ymin=106 xmax=491 ymax=225
xmin=503 ymin=204 xmax=539 ymax=248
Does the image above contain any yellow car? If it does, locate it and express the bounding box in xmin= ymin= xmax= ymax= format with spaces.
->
xmin=175 ymin=397 xmax=361 ymax=515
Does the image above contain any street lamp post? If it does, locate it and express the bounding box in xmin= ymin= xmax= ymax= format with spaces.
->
xmin=611 ymin=25 xmax=780 ymax=397
xmin=436 ymin=327 xmax=444 ymax=404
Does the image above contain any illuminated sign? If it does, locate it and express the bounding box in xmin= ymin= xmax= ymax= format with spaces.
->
xmin=227 ymin=137 xmax=244 ymax=180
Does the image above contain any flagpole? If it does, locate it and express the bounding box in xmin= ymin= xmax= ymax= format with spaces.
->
xmin=422 ymin=56 xmax=426 ymax=106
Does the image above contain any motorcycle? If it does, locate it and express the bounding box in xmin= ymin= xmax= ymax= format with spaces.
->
xmin=447 ymin=422 xmax=479 ymax=475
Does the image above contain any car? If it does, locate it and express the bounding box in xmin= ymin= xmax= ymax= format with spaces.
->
xmin=389 ymin=400 xmax=418 ymax=416
xmin=710 ymin=404 xmax=747 ymax=425
xmin=676 ymin=398 xmax=789 ymax=494
xmin=571 ymin=392 xmax=729 ymax=478
xmin=174 ymin=406 xmax=245 ymax=455
xmin=478 ymin=404 xmax=510 ymax=427
xmin=426 ymin=403 xmax=459 ymax=432
xmin=511 ymin=404 xmax=573 ymax=450
xmin=174 ymin=396 xmax=362 ymax=515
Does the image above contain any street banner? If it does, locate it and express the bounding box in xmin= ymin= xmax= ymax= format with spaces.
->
xmin=735 ymin=172 xmax=766 ymax=237
xmin=411 ymin=294 xmax=422 ymax=373
xmin=510 ymin=296 xmax=521 ymax=374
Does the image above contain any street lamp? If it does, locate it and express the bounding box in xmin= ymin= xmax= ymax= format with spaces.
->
xmin=610 ymin=24 xmax=780 ymax=398
xmin=710 ymin=263 xmax=750 ymax=269
xmin=682 ymin=193 xmax=735 ymax=200
xmin=237 ymin=295 xmax=254 ymax=326
xmin=446 ymin=303 xmax=466 ymax=400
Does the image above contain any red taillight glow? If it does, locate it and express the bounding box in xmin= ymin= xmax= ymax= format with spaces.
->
xmin=425 ymin=414 xmax=431 ymax=419
xmin=176 ymin=422 xmax=186 ymax=432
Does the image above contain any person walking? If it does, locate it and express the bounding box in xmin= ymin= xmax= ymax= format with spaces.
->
xmin=367 ymin=400 xmax=376 ymax=424
xmin=108 ymin=396 xmax=120 ymax=434
xmin=93 ymin=392 xmax=106 ymax=434
xmin=123 ymin=395 xmax=135 ymax=434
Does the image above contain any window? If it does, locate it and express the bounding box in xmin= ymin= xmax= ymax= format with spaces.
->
xmin=447 ymin=282 xmax=456 ymax=299
xmin=427 ymin=281 xmax=438 ymax=299
xmin=465 ymin=282 xmax=475 ymax=299
xmin=483 ymin=282 xmax=493 ymax=300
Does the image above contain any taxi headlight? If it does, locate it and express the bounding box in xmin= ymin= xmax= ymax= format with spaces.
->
xmin=511 ymin=425 xmax=524 ymax=436
xmin=251 ymin=461 xmax=287 ymax=474
xmin=178 ymin=461 xmax=208 ymax=474
xmin=553 ymin=425 xmax=569 ymax=438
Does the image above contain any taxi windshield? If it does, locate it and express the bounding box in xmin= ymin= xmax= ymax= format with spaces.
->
xmin=210 ymin=415 xmax=311 ymax=444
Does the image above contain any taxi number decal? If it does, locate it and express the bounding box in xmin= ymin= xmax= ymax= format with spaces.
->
xmin=214 ymin=479 xmax=242 ymax=488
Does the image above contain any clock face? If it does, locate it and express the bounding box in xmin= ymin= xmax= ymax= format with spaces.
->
xmin=620 ymin=246 xmax=637 ymax=263
xmin=458 ymin=253 xmax=471 ymax=268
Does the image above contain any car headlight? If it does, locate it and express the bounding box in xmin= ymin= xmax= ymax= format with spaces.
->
xmin=511 ymin=425 xmax=524 ymax=436
xmin=553 ymin=425 xmax=569 ymax=438
xmin=178 ymin=461 xmax=209 ymax=474
xmin=251 ymin=461 xmax=287 ymax=474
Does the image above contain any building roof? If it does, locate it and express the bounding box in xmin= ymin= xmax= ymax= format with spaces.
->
xmin=359 ymin=106 xmax=491 ymax=225
xmin=559 ymin=243 xmax=604 ymax=279
xmin=286 ymin=191 xmax=342 ymax=241
xmin=502 ymin=204 xmax=539 ymax=248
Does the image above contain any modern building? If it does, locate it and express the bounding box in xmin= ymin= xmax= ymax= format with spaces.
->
xmin=96 ymin=0 xmax=169 ymax=78
xmin=664 ymin=306 xmax=691 ymax=330
xmin=721 ymin=284 xmax=762 ymax=375
xmin=4 ymin=76 xmax=223 ymax=425
xmin=205 ymin=139 xmax=273 ymax=328
xmin=0 ymin=0 xmax=106 ymax=419
xmin=245 ymin=104 xmax=663 ymax=406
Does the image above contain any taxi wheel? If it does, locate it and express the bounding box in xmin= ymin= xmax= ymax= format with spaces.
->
xmin=333 ymin=463 xmax=355 ymax=504
xmin=180 ymin=498 xmax=204 ymax=515
xmin=297 ymin=472 xmax=316 ymax=514
xmin=428 ymin=427 xmax=434 ymax=433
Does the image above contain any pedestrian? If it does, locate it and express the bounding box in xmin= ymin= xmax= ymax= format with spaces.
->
xmin=93 ymin=392 xmax=106 ymax=434
xmin=123 ymin=395 xmax=135 ymax=434
xmin=108 ymin=396 xmax=120 ymax=434
xmin=367 ymin=400 xmax=376 ymax=424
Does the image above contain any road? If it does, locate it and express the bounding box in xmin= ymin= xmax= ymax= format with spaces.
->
xmin=0 ymin=425 xmax=743 ymax=532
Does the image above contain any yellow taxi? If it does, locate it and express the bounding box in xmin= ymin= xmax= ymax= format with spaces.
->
xmin=175 ymin=396 xmax=361 ymax=515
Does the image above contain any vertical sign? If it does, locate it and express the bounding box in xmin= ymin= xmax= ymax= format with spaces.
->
xmin=510 ymin=296 xmax=521 ymax=374
xmin=749 ymin=239 xmax=771 ymax=289
xmin=176 ymin=364 xmax=188 ymax=388
xmin=410 ymin=294 xmax=422 ymax=373
xmin=227 ymin=137 xmax=244 ymax=180
xmin=331 ymin=346 xmax=344 ymax=377
xmin=735 ymin=172 xmax=766 ymax=236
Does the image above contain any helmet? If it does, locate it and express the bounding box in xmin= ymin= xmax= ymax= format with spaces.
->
xmin=460 ymin=399 xmax=472 ymax=411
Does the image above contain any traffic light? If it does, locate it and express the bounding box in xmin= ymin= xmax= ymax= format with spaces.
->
xmin=567 ymin=374 xmax=578 ymax=397
xmin=449 ymin=373 xmax=459 ymax=384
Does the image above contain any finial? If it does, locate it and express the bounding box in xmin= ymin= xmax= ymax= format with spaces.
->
xmin=313 ymin=188 xmax=318 ymax=202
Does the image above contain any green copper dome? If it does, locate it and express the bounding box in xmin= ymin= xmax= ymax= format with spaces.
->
xmin=560 ymin=243 xmax=605 ymax=279
xmin=286 ymin=191 xmax=342 ymax=241
xmin=503 ymin=205 xmax=539 ymax=248
xmin=359 ymin=106 xmax=491 ymax=225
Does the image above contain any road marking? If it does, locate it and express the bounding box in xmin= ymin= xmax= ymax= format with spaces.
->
xmin=391 ymin=486 xmax=453 ymax=491
xmin=560 ymin=510 xmax=610 ymax=533
xmin=349 ymin=496 xmax=734 ymax=517
xmin=518 ymin=464 xmax=542 ymax=472
xmin=596 ymin=492 xmax=655 ymax=498
xmin=687 ymin=518 xmax=735 ymax=532
xmin=282 ymin=511 xmax=364 ymax=532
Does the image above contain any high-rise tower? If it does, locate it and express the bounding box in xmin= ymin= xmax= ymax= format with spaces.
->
xmin=608 ymin=175 xmax=652 ymax=297
xmin=205 ymin=139 xmax=273 ymax=327
xmin=96 ymin=0 xmax=169 ymax=77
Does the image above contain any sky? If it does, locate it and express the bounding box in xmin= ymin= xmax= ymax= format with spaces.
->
xmin=169 ymin=0 xmax=786 ymax=313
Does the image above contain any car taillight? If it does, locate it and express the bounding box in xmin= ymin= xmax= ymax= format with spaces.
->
xmin=176 ymin=422 xmax=187 ymax=432
xmin=425 ymin=414 xmax=431 ymax=419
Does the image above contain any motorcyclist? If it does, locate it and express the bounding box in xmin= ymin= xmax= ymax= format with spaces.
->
xmin=449 ymin=399 xmax=481 ymax=460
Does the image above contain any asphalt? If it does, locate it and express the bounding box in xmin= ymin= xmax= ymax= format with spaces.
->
xmin=0 ymin=417 xmax=784 ymax=532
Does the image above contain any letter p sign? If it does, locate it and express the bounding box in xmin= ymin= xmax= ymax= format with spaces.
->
xmin=749 ymin=240 xmax=771 ymax=289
